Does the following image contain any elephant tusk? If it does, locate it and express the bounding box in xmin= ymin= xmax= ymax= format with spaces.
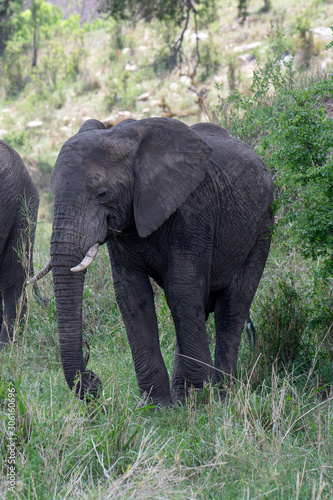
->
xmin=27 ymin=260 xmax=52 ymax=284
xmin=70 ymin=243 xmax=99 ymax=273
xmin=108 ymin=226 xmax=122 ymax=234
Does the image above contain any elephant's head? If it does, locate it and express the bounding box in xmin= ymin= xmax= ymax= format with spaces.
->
xmin=49 ymin=117 xmax=212 ymax=398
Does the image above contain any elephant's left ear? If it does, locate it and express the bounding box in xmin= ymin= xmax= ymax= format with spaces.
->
xmin=78 ymin=119 xmax=106 ymax=133
xmin=133 ymin=118 xmax=212 ymax=238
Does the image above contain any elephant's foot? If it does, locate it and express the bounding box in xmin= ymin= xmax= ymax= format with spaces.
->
xmin=171 ymin=380 xmax=186 ymax=405
xmin=73 ymin=369 xmax=102 ymax=400
xmin=0 ymin=327 xmax=12 ymax=349
xmin=136 ymin=388 xmax=172 ymax=409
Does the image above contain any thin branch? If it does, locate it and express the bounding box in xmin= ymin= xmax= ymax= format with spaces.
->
xmin=151 ymin=1 xmax=200 ymax=75
xmin=191 ymin=8 xmax=200 ymax=78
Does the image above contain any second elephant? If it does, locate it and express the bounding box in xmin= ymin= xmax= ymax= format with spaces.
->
xmin=0 ymin=140 xmax=39 ymax=346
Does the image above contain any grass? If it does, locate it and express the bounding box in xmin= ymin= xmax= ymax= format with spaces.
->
xmin=0 ymin=228 xmax=333 ymax=499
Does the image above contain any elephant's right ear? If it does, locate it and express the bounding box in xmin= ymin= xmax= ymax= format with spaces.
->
xmin=132 ymin=118 xmax=212 ymax=238
xmin=78 ymin=119 xmax=106 ymax=133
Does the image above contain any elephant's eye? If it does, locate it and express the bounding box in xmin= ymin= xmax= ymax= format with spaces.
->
xmin=97 ymin=189 xmax=108 ymax=201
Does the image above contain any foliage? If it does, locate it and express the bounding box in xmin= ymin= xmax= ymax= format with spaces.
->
xmin=237 ymin=0 xmax=249 ymax=25
xmin=103 ymin=0 xmax=216 ymax=76
xmin=2 ymin=129 xmax=26 ymax=148
xmin=100 ymin=0 xmax=210 ymax=26
xmin=10 ymin=0 xmax=63 ymax=46
xmin=0 ymin=0 xmax=23 ymax=54
xmin=2 ymin=7 xmax=87 ymax=99
xmin=3 ymin=40 xmax=26 ymax=96
xmin=105 ymin=68 xmax=142 ymax=110
xmin=197 ymin=38 xmax=223 ymax=82
xmin=256 ymin=280 xmax=308 ymax=368
xmin=215 ymin=25 xmax=333 ymax=274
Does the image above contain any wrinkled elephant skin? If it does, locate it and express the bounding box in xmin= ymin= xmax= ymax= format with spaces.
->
xmin=49 ymin=117 xmax=274 ymax=406
xmin=0 ymin=140 xmax=39 ymax=346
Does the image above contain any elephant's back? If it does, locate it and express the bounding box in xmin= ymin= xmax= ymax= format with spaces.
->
xmin=0 ymin=140 xmax=39 ymax=227
xmin=0 ymin=140 xmax=38 ymax=194
xmin=191 ymin=123 xmax=270 ymax=175
xmin=0 ymin=140 xmax=25 ymax=178
xmin=191 ymin=122 xmax=273 ymax=207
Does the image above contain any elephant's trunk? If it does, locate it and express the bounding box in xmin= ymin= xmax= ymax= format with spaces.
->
xmin=50 ymin=213 xmax=101 ymax=398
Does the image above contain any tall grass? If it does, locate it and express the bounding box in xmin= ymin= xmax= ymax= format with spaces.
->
xmin=1 ymin=224 xmax=333 ymax=499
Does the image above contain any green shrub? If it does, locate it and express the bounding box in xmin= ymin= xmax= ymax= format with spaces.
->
xmin=215 ymin=25 xmax=333 ymax=273
xmin=258 ymin=280 xmax=307 ymax=367
xmin=2 ymin=130 xmax=26 ymax=148
xmin=105 ymin=68 xmax=142 ymax=110
xmin=214 ymin=26 xmax=333 ymax=386
xmin=4 ymin=41 xmax=27 ymax=96
xmin=198 ymin=39 xmax=222 ymax=82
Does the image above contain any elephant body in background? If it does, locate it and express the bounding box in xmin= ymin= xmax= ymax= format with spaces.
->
xmin=0 ymin=140 xmax=39 ymax=345
xmin=49 ymin=117 xmax=274 ymax=406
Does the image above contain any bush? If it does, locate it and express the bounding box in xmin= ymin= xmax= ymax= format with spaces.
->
xmin=4 ymin=41 xmax=27 ymax=96
xmin=2 ymin=130 xmax=26 ymax=148
xmin=215 ymin=25 xmax=333 ymax=273
xmin=214 ymin=26 xmax=333 ymax=387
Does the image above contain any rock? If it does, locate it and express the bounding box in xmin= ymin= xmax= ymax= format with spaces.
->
xmin=237 ymin=53 xmax=255 ymax=65
xmin=137 ymin=92 xmax=150 ymax=101
xmin=102 ymin=111 xmax=135 ymax=128
xmin=309 ymin=27 xmax=333 ymax=41
xmin=102 ymin=115 xmax=118 ymax=127
xmin=117 ymin=111 xmax=132 ymax=119
xmin=180 ymin=75 xmax=192 ymax=86
xmin=27 ymin=120 xmax=43 ymax=128
xmin=190 ymin=32 xmax=209 ymax=42
xmin=324 ymin=99 xmax=333 ymax=117
xmin=125 ymin=63 xmax=137 ymax=71
xmin=233 ymin=41 xmax=261 ymax=52
xmin=321 ymin=57 xmax=333 ymax=69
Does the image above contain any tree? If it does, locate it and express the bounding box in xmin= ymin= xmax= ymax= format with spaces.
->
xmin=0 ymin=0 xmax=23 ymax=54
xmin=100 ymin=0 xmax=215 ymax=75
xmin=100 ymin=0 xmax=191 ymax=25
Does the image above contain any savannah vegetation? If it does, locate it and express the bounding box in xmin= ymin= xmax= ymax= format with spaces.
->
xmin=1 ymin=0 xmax=333 ymax=497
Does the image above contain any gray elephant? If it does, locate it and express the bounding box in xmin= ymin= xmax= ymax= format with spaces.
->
xmin=38 ymin=117 xmax=273 ymax=406
xmin=0 ymin=140 xmax=39 ymax=346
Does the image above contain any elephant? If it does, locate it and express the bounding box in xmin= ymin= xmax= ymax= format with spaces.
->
xmin=0 ymin=140 xmax=39 ymax=346
xmin=40 ymin=117 xmax=273 ymax=406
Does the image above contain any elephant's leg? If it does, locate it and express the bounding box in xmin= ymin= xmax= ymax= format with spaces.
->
xmin=213 ymin=291 xmax=249 ymax=386
xmin=214 ymin=231 xmax=271 ymax=386
xmin=170 ymin=340 xmax=186 ymax=401
xmin=165 ymin=283 xmax=214 ymax=402
xmin=0 ymin=292 xmax=3 ymax=332
xmin=0 ymin=247 xmax=26 ymax=345
xmin=0 ymin=281 xmax=25 ymax=344
xmin=110 ymin=261 xmax=171 ymax=406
